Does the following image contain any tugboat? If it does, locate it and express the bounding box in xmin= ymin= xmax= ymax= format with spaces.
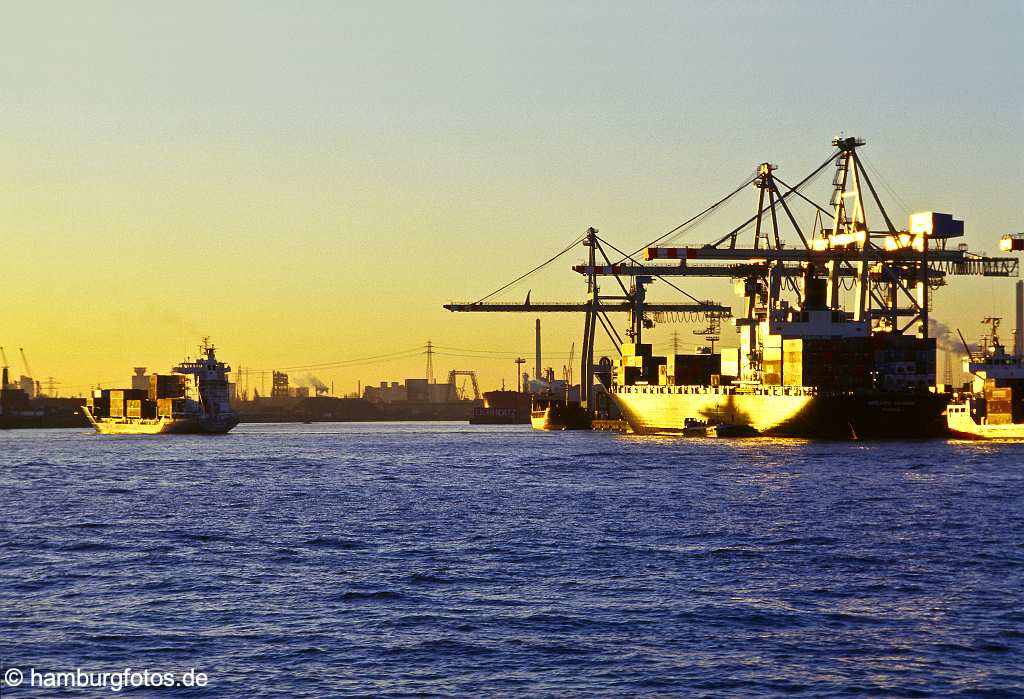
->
xmin=528 ymin=366 xmax=592 ymax=430
xmin=946 ymin=317 xmax=1024 ymax=439
xmin=83 ymin=338 xmax=239 ymax=435
xmin=530 ymin=395 xmax=592 ymax=430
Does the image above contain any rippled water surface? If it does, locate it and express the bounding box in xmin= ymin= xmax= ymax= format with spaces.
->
xmin=2 ymin=423 xmax=1023 ymax=697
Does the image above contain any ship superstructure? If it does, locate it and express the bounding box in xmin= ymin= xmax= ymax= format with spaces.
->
xmin=83 ymin=338 xmax=238 ymax=435
xmin=947 ymin=305 xmax=1024 ymax=439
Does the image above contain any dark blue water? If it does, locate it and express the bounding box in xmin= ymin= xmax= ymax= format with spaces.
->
xmin=1 ymin=424 xmax=1022 ymax=697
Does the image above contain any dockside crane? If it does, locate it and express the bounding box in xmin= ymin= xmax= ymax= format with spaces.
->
xmin=445 ymin=228 xmax=731 ymax=413
xmin=0 ymin=347 xmax=9 ymax=388
xmin=445 ymin=370 xmax=481 ymax=400
xmin=19 ymin=348 xmax=33 ymax=381
xmin=447 ymin=136 xmax=1018 ymax=413
xmin=576 ymin=137 xmax=1019 ymax=340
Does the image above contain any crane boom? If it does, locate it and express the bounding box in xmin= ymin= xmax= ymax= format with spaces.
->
xmin=19 ymin=348 xmax=33 ymax=378
xmin=444 ymin=301 xmax=730 ymax=313
xmin=574 ymin=257 xmax=1014 ymax=279
xmin=641 ymin=246 xmax=1017 ymax=276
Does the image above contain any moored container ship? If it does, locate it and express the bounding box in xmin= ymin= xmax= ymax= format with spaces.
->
xmin=579 ymin=138 xmax=1020 ymax=438
xmin=446 ymin=136 xmax=1020 ymax=439
xmin=613 ymin=331 xmax=948 ymax=439
xmin=83 ymin=339 xmax=238 ymax=435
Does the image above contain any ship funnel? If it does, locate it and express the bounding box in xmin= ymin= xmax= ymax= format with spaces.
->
xmin=1016 ymin=280 xmax=1023 ymax=356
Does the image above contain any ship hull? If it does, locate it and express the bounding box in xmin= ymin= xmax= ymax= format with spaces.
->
xmin=530 ymin=398 xmax=592 ymax=431
xmin=947 ymin=405 xmax=1024 ymax=440
xmin=612 ymin=386 xmax=948 ymax=439
xmin=470 ymin=407 xmax=530 ymax=425
xmin=83 ymin=408 xmax=238 ymax=435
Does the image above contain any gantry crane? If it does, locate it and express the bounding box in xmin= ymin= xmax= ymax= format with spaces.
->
xmin=447 ymin=137 xmax=1018 ymax=413
xmin=575 ymin=137 xmax=1018 ymax=342
xmin=445 ymin=370 xmax=481 ymax=400
xmin=445 ymin=228 xmax=731 ymax=412
xmin=19 ymin=348 xmax=33 ymax=380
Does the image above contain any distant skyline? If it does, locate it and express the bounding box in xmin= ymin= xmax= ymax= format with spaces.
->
xmin=3 ymin=1 xmax=1021 ymax=395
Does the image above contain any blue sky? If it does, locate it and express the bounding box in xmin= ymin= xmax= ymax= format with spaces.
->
xmin=2 ymin=1 xmax=1021 ymax=390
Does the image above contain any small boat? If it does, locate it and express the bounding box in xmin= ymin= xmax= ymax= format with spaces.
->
xmin=947 ymin=403 xmax=1024 ymax=439
xmin=707 ymin=422 xmax=759 ymax=438
xmin=530 ymin=396 xmax=592 ymax=430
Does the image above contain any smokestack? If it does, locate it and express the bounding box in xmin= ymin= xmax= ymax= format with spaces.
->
xmin=535 ymin=318 xmax=541 ymax=381
xmin=1016 ymin=280 xmax=1023 ymax=356
xmin=1 ymin=366 xmax=7 ymax=389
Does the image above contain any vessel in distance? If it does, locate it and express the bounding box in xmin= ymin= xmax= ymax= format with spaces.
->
xmin=469 ymin=389 xmax=531 ymax=425
xmin=83 ymin=339 xmax=238 ymax=435
xmin=946 ymin=315 xmax=1024 ymax=439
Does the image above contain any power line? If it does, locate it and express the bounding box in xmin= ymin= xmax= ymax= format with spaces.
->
xmin=276 ymin=347 xmax=424 ymax=371
xmin=433 ymin=345 xmax=572 ymax=356
xmin=247 ymin=343 xmax=575 ymax=374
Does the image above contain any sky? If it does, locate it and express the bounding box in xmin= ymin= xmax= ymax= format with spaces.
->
xmin=2 ymin=1 xmax=1022 ymax=395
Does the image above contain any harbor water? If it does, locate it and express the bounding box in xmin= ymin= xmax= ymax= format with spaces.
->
xmin=1 ymin=424 xmax=1022 ymax=697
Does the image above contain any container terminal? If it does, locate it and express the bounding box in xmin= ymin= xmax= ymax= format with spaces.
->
xmin=445 ymin=136 xmax=1023 ymax=438
xmin=3 ymin=339 xmax=559 ymax=428
xmin=0 ymin=347 xmax=87 ymax=429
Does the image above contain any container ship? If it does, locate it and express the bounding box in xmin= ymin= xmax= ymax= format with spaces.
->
xmin=447 ymin=136 xmax=1020 ymax=438
xmin=574 ymin=137 xmax=1020 ymax=438
xmin=946 ymin=298 xmax=1024 ymax=439
xmin=83 ymin=339 xmax=238 ymax=435
xmin=613 ymin=329 xmax=948 ymax=439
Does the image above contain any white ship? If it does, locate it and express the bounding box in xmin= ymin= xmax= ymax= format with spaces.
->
xmin=946 ymin=302 xmax=1024 ymax=440
xmin=83 ymin=339 xmax=238 ymax=435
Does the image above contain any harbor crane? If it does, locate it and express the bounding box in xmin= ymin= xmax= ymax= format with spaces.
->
xmin=0 ymin=347 xmax=9 ymax=387
xmin=445 ymin=370 xmax=481 ymax=400
xmin=576 ymin=138 xmax=1018 ymax=342
xmin=447 ymin=136 xmax=1019 ymax=416
xmin=445 ymin=228 xmax=731 ymax=412
xmin=19 ymin=348 xmax=33 ymax=380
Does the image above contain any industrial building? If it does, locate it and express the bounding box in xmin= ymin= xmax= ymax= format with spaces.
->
xmin=363 ymin=377 xmax=469 ymax=404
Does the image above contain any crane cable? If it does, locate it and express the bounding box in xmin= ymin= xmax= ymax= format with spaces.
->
xmin=598 ymin=235 xmax=705 ymax=305
xmin=616 ymin=171 xmax=761 ymax=263
xmin=470 ymin=230 xmax=589 ymax=305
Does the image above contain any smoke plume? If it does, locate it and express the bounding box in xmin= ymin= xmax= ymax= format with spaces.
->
xmin=302 ymin=374 xmax=329 ymax=393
